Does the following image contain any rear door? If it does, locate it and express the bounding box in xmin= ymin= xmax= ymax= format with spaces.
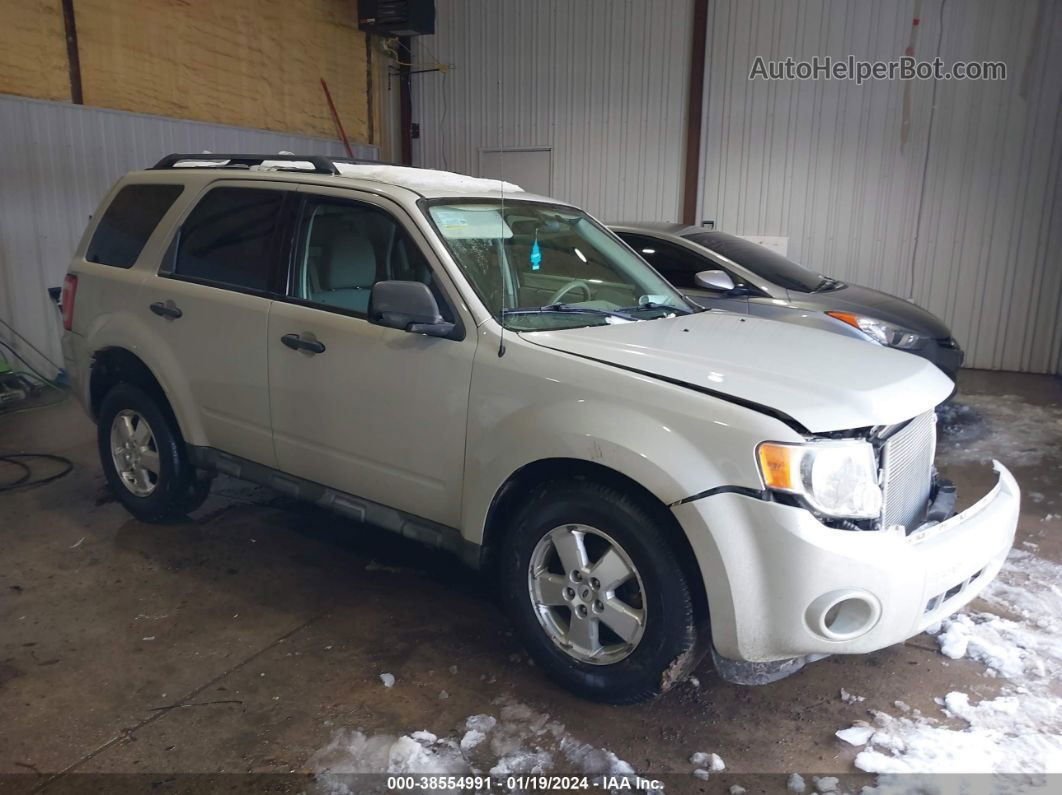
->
xmin=266 ymin=187 xmax=476 ymax=527
xmin=138 ymin=181 xmax=290 ymax=466
xmin=618 ymin=233 xmax=750 ymax=313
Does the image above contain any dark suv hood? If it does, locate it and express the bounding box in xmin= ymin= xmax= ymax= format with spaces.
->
xmin=789 ymin=283 xmax=953 ymax=339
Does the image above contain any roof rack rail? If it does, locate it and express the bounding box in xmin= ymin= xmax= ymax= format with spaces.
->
xmin=150 ymin=153 xmax=391 ymax=175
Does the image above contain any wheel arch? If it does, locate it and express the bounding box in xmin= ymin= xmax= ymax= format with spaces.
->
xmin=479 ymin=457 xmax=709 ymax=625
xmin=89 ymin=347 xmax=190 ymax=442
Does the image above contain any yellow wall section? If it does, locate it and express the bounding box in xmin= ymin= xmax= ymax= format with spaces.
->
xmin=77 ymin=0 xmax=371 ymax=141
xmin=0 ymin=1 xmax=71 ymax=101
xmin=2 ymin=0 xmax=375 ymax=142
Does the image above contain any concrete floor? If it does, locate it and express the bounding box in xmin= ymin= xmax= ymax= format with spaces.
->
xmin=1 ymin=370 xmax=1059 ymax=794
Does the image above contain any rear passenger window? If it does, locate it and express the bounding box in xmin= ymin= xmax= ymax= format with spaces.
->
xmin=86 ymin=184 xmax=183 ymax=267
xmin=174 ymin=187 xmax=285 ymax=292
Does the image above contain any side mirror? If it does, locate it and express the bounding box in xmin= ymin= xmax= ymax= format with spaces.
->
xmin=694 ymin=269 xmax=736 ymax=292
xmin=369 ymin=281 xmax=457 ymax=339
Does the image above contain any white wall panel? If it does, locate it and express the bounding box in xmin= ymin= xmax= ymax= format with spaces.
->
xmin=411 ymin=0 xmax=694 ymax=222
xmin=0 ymin=94 xmax=374 ymax=377
xmin=699 ymin=0 xmax=1062 ymax=372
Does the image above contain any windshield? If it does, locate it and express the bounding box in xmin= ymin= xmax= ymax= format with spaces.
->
xmin=427 ymin=201 xmax=692 ymax=331
xmin=683 ymin=231 xmax=831 ymax=293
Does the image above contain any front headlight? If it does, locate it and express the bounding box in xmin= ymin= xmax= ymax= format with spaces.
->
xmin=826 ymin=311 xmax=926 ymax=350
xmin=757 ymin=440 xmax=882 ymax=519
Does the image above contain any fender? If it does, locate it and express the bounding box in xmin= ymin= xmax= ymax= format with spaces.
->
xmin=83 ymin=309 xmax=207 ymax=446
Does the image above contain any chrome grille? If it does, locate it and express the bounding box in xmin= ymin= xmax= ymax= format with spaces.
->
xmin=880 ymin=410 xmax=937 ymax=531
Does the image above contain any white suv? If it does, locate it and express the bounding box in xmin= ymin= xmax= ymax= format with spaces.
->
xmin=61 ymin=154 xmax=1020 ymax=703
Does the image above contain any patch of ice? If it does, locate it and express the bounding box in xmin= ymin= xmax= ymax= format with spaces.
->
xmin=836 ymin=725 xmax=875 ymax=746
xmin=839 ymin=688 xmax=865 ymax=704
xmin=379 ymin=673 xmax=395 ymax=688
xmin=813 ymin=776 xmax=839 ymax=793
xmin=692 ymin=768 xmax=710 ymax=780
xmin=708 ymin=752 xmax=725 ymax=771
xmin=309 ymin=697 xmax=642 ymax=792
xmin=787 ymin=772 xmax=807 ymax=792
xmin=730 ymin=786 xmax=747 ymax=795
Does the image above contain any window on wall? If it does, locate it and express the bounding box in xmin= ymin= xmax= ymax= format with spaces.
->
xmin=292 ymin=195 xmax=452 ymax=320
xmin=174 ymin=187 xmax=286 ymax=292
xmin=86 ymin=184 xmax=184 ymax=268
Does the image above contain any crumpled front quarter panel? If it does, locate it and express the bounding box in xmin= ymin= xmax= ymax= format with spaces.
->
xmin=461 ymin=327 xmax=801 ymax=544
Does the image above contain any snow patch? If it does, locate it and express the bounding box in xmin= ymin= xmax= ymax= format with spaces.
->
xmin=839 ymin=549 xmax=1062 ymax=791
xmin=309 ymin=697 xmax=643 ymax=792
xmin=379 ymin=673 xmax=395 ymax=688
xmin=836 ymin=725 xmax=875 ymax=746
xmin=335 ymin=163 xmax=524 ymax=194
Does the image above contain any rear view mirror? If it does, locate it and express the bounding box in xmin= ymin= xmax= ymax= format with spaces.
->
xmin=369 ymin=281 xmax=457 ymax=339
xmin=694 ymin=270 xmax=736 ymax=292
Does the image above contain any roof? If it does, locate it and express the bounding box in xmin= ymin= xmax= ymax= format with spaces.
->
xmin=148 ymin=153 xmax=560 ymax=202
xmin=608 ymin=221 xmax=701 ymax=236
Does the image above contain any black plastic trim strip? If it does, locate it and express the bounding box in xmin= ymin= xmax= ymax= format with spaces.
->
xmin=673 ymin=485 xmax=769 ymax=506
xmin=188 ymin=446 xmax=482 ymax=568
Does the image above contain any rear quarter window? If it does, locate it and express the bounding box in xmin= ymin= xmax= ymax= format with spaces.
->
xmin=85 ymin=184 xmax=184 ymax=267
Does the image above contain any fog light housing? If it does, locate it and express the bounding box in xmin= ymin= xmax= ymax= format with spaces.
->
xmin=806 ymin=590 xmax=881 ymax=640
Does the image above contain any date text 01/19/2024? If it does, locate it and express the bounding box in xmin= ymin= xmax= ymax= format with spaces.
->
xmin=386 ymin=775 xmax=666 ymax=791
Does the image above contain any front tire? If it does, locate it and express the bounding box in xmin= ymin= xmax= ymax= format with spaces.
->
xmin=97 ymin=383 xmax=210 ymax=522
xmin=499 ymin=479 xmax=704 ymax=703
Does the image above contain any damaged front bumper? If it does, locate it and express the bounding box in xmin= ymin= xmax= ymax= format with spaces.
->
xmin=673 ymin=461 xmax=1020 ymax=668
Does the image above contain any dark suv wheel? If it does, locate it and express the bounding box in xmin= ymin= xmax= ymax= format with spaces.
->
xmin=500 ymin=478 xmax=705 ymax=703
xmin=97 ymin=383 xmax=210 ymax=522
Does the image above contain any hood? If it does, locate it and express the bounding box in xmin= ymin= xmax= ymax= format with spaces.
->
xmin=520 ymin=311 xmax=954 ymax=433
xmin=789 ymin=283 xmax=954 ymax=339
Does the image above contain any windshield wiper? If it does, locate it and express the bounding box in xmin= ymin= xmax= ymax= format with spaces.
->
xmin=502 ymin=303 xmax=638 ymax=321
xmin=813 ymin=277 xmax=843 ymax=293
xmin=615 ymin=301 xmax=697 ymax=315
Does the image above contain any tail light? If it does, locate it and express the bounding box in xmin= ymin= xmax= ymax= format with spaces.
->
xmin=61 ymin=274 xmax=78 ymax=331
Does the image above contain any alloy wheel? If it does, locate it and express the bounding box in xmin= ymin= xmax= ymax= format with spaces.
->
xmin=109 ymin=409 xmax=161 ymax=497
xmin=527 ymin=524 xmax=647 ymax=664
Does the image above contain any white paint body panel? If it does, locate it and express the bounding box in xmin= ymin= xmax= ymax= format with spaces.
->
xmin=521 ymin=310 xmax=955 ymax=433
xmin=677 ymin=463 xmax=1020 ymax=661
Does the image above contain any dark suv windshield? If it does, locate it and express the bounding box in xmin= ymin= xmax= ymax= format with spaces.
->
xmin=683 ymin=231 xmax=827 ymax=293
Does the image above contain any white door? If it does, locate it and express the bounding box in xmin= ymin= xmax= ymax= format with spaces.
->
xmin=138 ymin=182 xmax=288 ymax=466
xmin=266 ymin=187 xmax=477 ymax=527
xmin=479 ymin=148 xmax=553 ymax=196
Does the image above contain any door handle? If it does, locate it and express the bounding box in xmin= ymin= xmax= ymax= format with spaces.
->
xmin=280 ymin=333 xmax=326 ymax=354
xmin=149 ymin=300 xmax=182 ymax=319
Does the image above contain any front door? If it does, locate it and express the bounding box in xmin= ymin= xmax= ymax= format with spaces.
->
xmin=266 ymin=188 xmax=476 ymax=527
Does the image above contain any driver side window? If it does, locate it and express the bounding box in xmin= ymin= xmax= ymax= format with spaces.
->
xmin=621 ymin=234 xmax=718 ymax=290
xmin=292 ymin=196 xmax=453 ymax=321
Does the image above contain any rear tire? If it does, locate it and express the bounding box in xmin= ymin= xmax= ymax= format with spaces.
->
xmin=97 ymin=383 xmax=210 ymax=522
xmin=499 ymin=478 xmax=704 ymax=703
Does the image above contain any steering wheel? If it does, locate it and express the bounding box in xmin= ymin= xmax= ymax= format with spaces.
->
xmin=546 ymin=279 xmax=593 ymax=305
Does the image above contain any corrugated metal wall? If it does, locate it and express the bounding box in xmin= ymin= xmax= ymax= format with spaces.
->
xmin=699 ymin=0 xmax=1062 ymax=373
xmin=411 ymin=0 xmax=693 ymax=222
xmin=416 ymin=0 xmax=1061 ymax=373
xmin=0 ymin=94 xmax=375 ymax=377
